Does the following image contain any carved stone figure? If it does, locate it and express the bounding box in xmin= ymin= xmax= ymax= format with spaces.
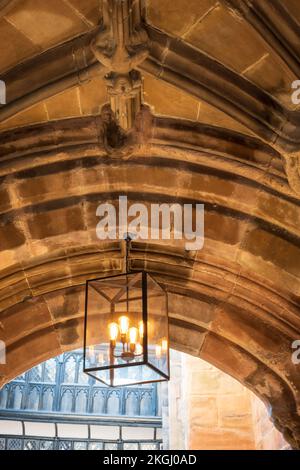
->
xmin=97 ymin=103 xmax=153 ymax=157
xmin=91 ymin=0 xmax=149 ymax=134
xmin=106 ymin=71 xmax=142 ymax=130
xmin=97 ymin=103 xmax=127 ymax=152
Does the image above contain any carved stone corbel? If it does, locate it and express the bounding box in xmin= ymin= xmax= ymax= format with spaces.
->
xmin=96 ymin=103 xmax=127 ymax=154
xmin=91 ymin=0 xmax=149 ymax=72
xmin=91 ymin=0 xmax=149 ymax=135
xmin=96 ymin=102 xmax=153 ymax=158
xmin=106 ymin=70 xmax=142 ymax=130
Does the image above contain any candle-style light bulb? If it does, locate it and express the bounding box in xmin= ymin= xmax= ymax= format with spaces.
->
xmin=119 ymin=316 xmax=129 ymax=335
xmin=129 ymin=327 xmax=138 ymax=343
xmin=128 ymin=327 xmax=138 ymax=353
xmin=155 ymin=344 xmax=162 ymax=359
xmin=108 ymin=322 xmax=119 ymax=347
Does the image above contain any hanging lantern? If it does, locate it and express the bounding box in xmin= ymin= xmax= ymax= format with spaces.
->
xmin=83 ymin=239 xmax=170 ymax=387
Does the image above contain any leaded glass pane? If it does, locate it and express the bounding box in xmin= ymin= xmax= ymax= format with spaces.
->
xmin=15 ymin=373 xmax=26 ymax=381
xmin=44 ymin=359 xmax=56 ymax=382
xmin=88 ymin=442 xmax=103 ymax=450
xmin=24 ymin=440 xmax=38 ymax=451
xmin=140 ymin=443 xmax=158 ymax=450
xmin=0 ymin=350 xmax=162 ymax=452
xmin=124 ymin=442 xmax=139 ymax=450
xmin=7 ymin=438 xmax=22 ymax=450
xmin=105 ymin=442 xmax=118 ymax=450
xmin=40 ymin=440 xmax=54 ymax=450
xmin=74 ymin=441 xmax=87 ymax=450
xmin=30 ymin=364 xmax=42 ymax=383
xmin=59 ymin=441 xmax=72 ymax=450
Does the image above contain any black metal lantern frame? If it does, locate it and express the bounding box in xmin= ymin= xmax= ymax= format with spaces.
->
xmin=83 ymin=260 xmax=170 ymax=387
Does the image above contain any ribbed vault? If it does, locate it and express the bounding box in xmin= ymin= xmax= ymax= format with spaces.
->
xmin=0 ymin=0 xmax=300 ymax=449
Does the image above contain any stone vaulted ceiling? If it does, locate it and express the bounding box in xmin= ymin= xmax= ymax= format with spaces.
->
xmin=1 ymin=0 xmax=300 ymax=448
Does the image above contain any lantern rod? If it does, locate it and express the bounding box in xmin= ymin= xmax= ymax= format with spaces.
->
xmin=124 ymin=234 xmax=132 ymax=274
xmin=124 ymin=235 xmax=131 ymax=325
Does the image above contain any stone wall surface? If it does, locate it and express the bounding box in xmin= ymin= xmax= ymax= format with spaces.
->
xmin=168 ymin=354 xmax=290 ymax=450
xmin=1 ymin=0 xmax=300 ymax=449
xmin=251 ymin=395 xmax=291 ymax=451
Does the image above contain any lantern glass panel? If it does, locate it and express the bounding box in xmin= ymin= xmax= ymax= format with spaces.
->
xmin=84 ymin=272 xmax=169 ymax=387
xmin=147 ymin=275 xmax=169 ymax=377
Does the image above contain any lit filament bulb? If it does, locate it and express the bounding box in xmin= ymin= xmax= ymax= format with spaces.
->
xmin=119 ymin=316 xmax=129 ymax=340
xmin=139 ymin=321 xmax=144 ymax=339
xmin=129 ymin=327 xmax=138 ymax=353
xmin=155 ymin=344 xmax=162 ymax=359
xmin=108 ymin=322 xmax=119 ymax=347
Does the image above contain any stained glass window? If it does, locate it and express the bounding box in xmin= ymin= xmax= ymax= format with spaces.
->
xmin=0 ymin=350 xmax=163 ymax=451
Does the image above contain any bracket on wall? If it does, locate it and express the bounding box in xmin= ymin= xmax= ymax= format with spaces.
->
xmin=91 ymin=0 xmax=149 ymax=142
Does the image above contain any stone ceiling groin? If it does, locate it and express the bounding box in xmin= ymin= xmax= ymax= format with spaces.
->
xmin=0 ymin=115 xmax=300 ymax=446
